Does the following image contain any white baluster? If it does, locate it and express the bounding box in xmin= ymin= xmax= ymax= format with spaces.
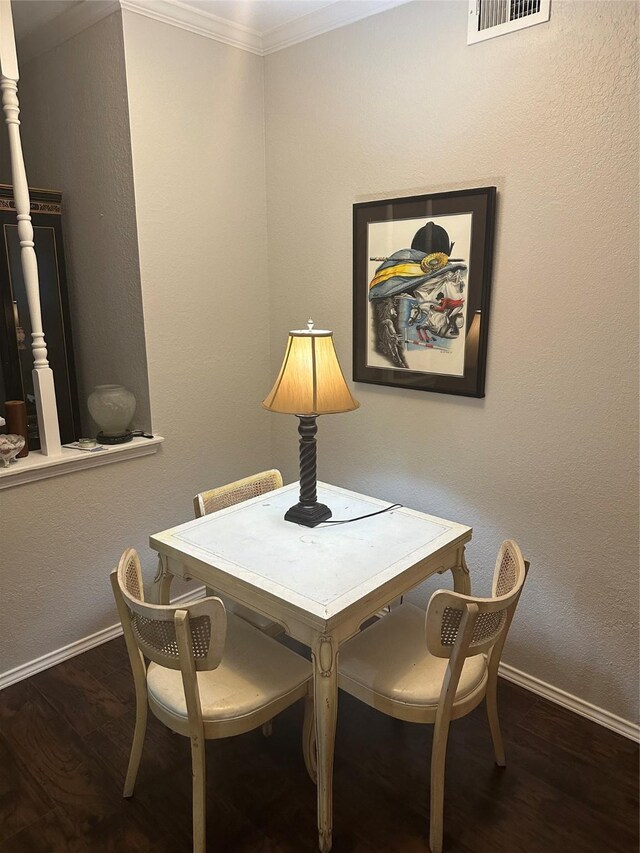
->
xmin=0 ymin=1 xmax=61 ymax=456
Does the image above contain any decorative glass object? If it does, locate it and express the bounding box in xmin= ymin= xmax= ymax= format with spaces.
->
xmin=87 ymin=384 xmax=136 ymax=444
xmin=0 ymin=433 xmax=25 ymax=467
xmin=4 ymin=400 xmax=28 ymax=457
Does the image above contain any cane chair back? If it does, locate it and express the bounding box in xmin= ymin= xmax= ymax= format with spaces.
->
xmin=425 ymin=540 xmax=526 ymax=661
xmin=492 ymin=538 xmax=521 ymax=597
xmin=193 ymin=469 xmax=283 ymax=518
xmin=110 ymin=547 xmax=313 ymax=853
xmin=193 ymin=470 xmax=284 ymax=638
xmin=114 ymin=549 xmax=227 ymax=672
xmin=338 ymin=539 xmax=529 ymax=853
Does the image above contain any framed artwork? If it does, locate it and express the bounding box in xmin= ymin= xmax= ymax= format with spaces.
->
xmin=0 ymin=185 xmax=80 ymax=448
xmin=353 ymin=186 xmax=496 ymax=397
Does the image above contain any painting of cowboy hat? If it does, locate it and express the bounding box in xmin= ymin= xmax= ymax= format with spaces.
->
xmin=353 ymin=187 xmax=496 ymax=397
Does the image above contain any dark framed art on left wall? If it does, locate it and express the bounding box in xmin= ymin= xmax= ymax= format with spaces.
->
xmin=0 ymin=185 xmax=80 ymax=448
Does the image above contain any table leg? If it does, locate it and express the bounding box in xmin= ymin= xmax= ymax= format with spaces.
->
xmin=151 ymin=554 xmax=174 ymax=604
xmin=450 ymin=547 xmax=471 ymax=595
xmin=311 ymin=634 xmax=338 ymax=853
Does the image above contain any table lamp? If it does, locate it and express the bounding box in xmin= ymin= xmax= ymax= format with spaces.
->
xmin=263 ymin=320 xmax=359 ymax=526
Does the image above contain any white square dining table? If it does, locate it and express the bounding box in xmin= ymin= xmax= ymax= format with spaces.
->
xmin=149 ymin=481 xmax=472 ymax=852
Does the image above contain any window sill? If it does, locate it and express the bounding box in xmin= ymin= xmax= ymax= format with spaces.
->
xmin=0 ymin=435 xmax=164 ymax=490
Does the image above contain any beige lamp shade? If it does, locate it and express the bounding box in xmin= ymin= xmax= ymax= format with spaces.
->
xmin=263 ymin=324 xmax=359 ymax=416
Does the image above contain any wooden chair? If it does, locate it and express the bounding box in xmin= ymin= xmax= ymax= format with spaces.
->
xmin=111 ymin=548 xmax=314 ymax=853
xmin=338 ymin=540 xmax=529 ymax=853
xmin=194 ymin=469 xmax=284 ymax=638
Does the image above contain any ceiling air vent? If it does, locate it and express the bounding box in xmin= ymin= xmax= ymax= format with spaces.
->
xmin=468 ymin=0 xmax=551 ymax=44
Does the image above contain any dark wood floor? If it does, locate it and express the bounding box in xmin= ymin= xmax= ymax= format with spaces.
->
xmin=0 ymin=635 xmax=637 ymax=852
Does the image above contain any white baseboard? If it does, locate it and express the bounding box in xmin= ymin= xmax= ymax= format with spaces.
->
xmin=0 ymin=586 xmax=206 ymax=691
xmin=498 ymin=661 xmax=639 ymax=742
xmin=1 ymin=593 xmax=637 ymax=743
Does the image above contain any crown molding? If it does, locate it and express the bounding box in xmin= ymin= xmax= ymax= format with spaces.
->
xmin=16 ymin=0 xmax=411 ymax=64
xmin=119 ymin=0 xmax=263 ymax=55
xmin=261 ymin=1 xmax=410 ymax=55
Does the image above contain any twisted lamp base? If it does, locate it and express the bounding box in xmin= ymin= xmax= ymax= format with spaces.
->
xmin=284 ymin=415 xmax=332 ymax=527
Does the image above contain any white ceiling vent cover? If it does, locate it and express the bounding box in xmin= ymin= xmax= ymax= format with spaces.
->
xmin=468 ymin=0 xmax=551 ymax=44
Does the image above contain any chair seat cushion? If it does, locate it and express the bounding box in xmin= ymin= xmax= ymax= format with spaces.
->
xmin=339 ymin=603 xmax=487 ymax=718
xmin=147 ymin=614 xmax=311 ymax=724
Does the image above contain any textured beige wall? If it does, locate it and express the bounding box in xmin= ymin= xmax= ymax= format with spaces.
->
xmin=14 ymin=12 xmax=151 ymax=436
xmin=1 ymin=0 xmax=637 ymax=729
xmin=121 ymin=8 xmax=272 ymax=487
xmin=0 ymin=12 xmax=271 ymax=673
xmin=264 ymin=1 xmax=639 ymax=722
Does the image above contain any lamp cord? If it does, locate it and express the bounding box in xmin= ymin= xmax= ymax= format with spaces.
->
xmin=317 ymin=503 xmax=403 ymax=525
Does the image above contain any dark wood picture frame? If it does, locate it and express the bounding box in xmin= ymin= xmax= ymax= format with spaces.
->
xmin=353 ymin=186 xmax=496 ymax=398
xmin=0 ymin=185 xmax=80 ymax=448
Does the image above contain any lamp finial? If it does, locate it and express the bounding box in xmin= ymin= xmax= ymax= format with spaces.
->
xmin=307 ymin=318 xmax=314 ymax=331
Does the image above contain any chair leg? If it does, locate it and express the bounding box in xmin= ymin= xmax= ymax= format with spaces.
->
xmin=190 ymin=734 xmax=207 ymax=853
xmin=486 ymin=671 xmax=506 ymax=766
xmin=262 ymin=720 xmax=273 ymax=737
xmin=429 ymin=716 xmax=452 ymax=853
xmin=302 ymin=683 xmax=317 ymax=784
xmin=123 ymin=697 xmax=148 ymax=797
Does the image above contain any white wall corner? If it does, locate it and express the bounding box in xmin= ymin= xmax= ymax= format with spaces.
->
xmin=261 ymin=1 xmax=411 ymax=55
xmin=119 ymin=0 xmax=263 ymax=55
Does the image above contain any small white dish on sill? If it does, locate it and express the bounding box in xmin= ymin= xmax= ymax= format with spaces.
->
xmin=0 ymin=434 xmax=25 ymax=467
xmin=0 ymin=434 xmax=164 ymax=491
